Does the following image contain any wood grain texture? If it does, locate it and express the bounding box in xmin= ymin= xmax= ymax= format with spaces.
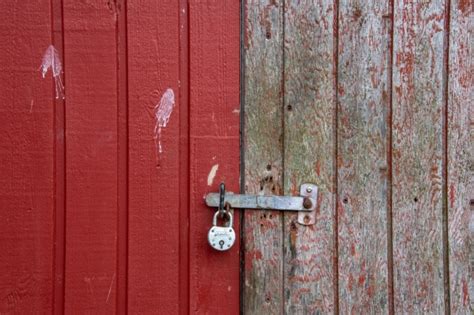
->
xmin=392 ymin=0 xmax=447 ymax=313
xmin=116 ymin=0 xmax=128 ymax=313
xmin=0 ymin=1 xmax=55 ymax=313
xmin=63 ymin=1 xmax=118 ymax=312
xmin=188 ymin=1 xmax=240 ymax=314
xmin=447 ymin=0 xmax=472 ymax=312
xmin=127 ymin=1 xmax=181 ymax=313
xmin=283 ymin=1 xmax=336 ymax=313
xmin=242 ymin=1 xmax=284 ymax=314
xmin=50 ymin=0 xmax=67 ymax=312
xmin=337 ymin=0 xmax=391 ymax=313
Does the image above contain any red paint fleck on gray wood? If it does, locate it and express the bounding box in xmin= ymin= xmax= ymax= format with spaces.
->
xmin=392 ymin=0 xmax=447 ymax=313
xmin=243 ymin=0 xmax=285 ymax=313
xmin=244 ymin=0 xmax=470 ymax=313
xmin=283 ymin=1 xmax=336 ymax=313
xmin=447 ymin=0 xmax=472 ymax=312
xmin=337 ymin=0 xmax=391 ymax=313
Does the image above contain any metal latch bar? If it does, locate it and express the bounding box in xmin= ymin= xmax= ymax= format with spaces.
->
xmin=205 ymin=193 xmax=312 ymax=212
xmin=205 ymin=183 xmax=318 ymax=225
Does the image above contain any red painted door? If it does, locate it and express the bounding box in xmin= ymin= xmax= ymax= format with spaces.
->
xmin=0 ymin=0 xmax=240 ymax=314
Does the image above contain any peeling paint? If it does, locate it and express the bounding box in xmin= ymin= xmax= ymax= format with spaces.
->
xmin=154 ymin=88 xmax=175 ymax=156
xmin=207 ymin=164 xmax=219 ymax=186
xmin=40 ymin=45 xmax=64 ymax=99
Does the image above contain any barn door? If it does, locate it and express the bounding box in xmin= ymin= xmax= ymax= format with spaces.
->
xmin=241 ymin=0 xmax=471 ymax=314
xmin=0 ymin=1 xmax=240 ymax=314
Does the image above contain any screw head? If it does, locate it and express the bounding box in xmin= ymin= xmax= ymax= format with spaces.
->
xmin=303 ymin=197 xmax=313 ymax=209
xmin=306 ymin=186 xmax=313 ymax=193
xmin=303 ymin=215 xmax=311 ymax=224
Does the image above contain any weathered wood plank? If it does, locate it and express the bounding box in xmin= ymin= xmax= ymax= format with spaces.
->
xmin=63 ymin=1 xmax=118 ymax=312
xmin=188 ymin=1 xmax=240 ymax=313
xmin=392 ymin=0 xmax=447 ymax=313
xmin=283 ymin=1 xmax=336 ymax=313
xmin=447 ymin=0 xmax=472 ymax=312
xmin=0 ymin=1 xmax=55 ymax=313
xmin=127 ymin=0 xmax=181 ymax=313
xmin=243 ymin=1 xmax=284 ymax=313
xmin=337 ymin=0 xmax=391 ymax=313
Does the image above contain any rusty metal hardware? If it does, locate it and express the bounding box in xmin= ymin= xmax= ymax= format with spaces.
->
xmin=205 ymin=182 xmax=318 ymax=226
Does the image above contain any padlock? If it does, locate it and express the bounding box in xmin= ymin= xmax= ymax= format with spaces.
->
xmin=208 ymin=210 xmax=236 ymax=251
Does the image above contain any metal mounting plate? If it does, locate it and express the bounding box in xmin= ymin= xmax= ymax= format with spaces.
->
xmin=297 ymin=183 xmax=318 ymax=225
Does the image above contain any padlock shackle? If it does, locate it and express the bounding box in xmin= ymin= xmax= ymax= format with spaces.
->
xmin=212 ymin=210 xmax=233 ymax=227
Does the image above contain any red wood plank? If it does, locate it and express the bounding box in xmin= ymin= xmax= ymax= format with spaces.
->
xmin=50 ymin=0 xmax=66 ymax=312
xmin=337 ymin=0 xmax=391 ymax=313
xmin=447 ymin=0 xmax=472 ymax=312
xmin=392 ymin=0 xmax=447 ymax=312
xmin=0 ymin=1 xmax=56 ymax=313
xmin=63 ymin=2 xmax=118 ymax=313
xmin=178 ymin=1 xmax=191 ymax=314
xmin=127 ymin=0 xmax=181 ymax=313
xmin=115 ymin=0 xmax=128 ymax=313
xmin=188 ymin=1 xmax=241 ymax=313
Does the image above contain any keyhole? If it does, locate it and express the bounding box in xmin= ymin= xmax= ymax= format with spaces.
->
xmin=219 ymin=240 xmax=225 ymax=249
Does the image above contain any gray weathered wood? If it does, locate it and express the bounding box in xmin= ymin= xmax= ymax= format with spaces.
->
xmin=283 ymin=1 xmax=336 ymax=313
xmin=243 ymin=1 xmax=284 ymax=314
xmin=392 ymin=0 xmax=447 ymax=313
xmin=447 ymin=0 xmax=472 ymax=312
xmin=243 ymin=0 xmax=470 ymax=313
xmin=337 ymin=0 xmax=391 ymax=313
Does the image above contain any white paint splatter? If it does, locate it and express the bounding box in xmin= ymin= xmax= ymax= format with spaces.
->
xmin=207 ymin=164 xmax=219 ymax=186
xmin=154 ymin=88 xmax=175 ymax=156
xmin=40 ymin=45 xmax=64 ymax=99
xmin=105 ymin=273 xmax=116 ymax=304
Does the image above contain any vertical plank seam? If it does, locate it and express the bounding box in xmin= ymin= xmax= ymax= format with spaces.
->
xmin=239 ymin=1 xmax=246 ymax=314
xmin=333 ymin=0 xmax=339 ymax=313
xmin=116 ymin=0 xmax=129 ymax=313
xmin=387 ymin=0 xmax=395 ymax=313
xmin=51 ymin=0 xmax=66 ymax=312
xmin=178 ymin=1 xmax=190 ymax=313
xmin=442 ymin=0 xmax=452 ymax=313
xmin=281 ymin=0 xmax=287 ymax=313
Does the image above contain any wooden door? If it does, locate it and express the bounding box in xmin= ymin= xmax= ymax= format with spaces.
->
xmin=0 ymin=0 xmax=240 ymax=314
xmin=0 ymin=0 xmax=471 ymax=314
xmin=242 ymin=0 xmax=471 ymax=314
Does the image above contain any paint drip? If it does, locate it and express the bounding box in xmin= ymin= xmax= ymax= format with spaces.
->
xmin=40 ymin=45 xmax=64 ymax=99
xmin=154 ymin=88 xmax=175 ymax=158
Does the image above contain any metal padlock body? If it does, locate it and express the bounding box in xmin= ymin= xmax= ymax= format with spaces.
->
xmin=208 ymin=211 xmax=236 ymax=251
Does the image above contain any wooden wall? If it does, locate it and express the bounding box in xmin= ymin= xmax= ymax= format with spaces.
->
xmin=0 ymin=0 xmax=471 ymax=314
xmin=0 ymin=0 xmax=240 ymax=314
xmin=242 ymin=0 xmax=472 ymax=314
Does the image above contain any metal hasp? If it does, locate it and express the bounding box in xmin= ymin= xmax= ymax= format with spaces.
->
xmin=205 ymin=183 xmax=318 ymax=226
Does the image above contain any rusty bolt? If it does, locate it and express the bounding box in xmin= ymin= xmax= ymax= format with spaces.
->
xmin=303 ymin=197 xmax=312 ymax=209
